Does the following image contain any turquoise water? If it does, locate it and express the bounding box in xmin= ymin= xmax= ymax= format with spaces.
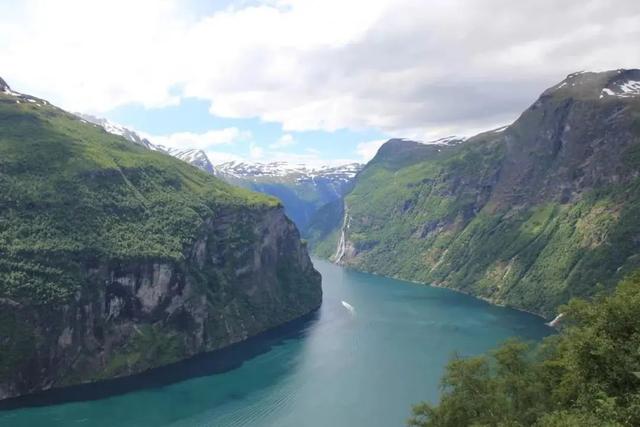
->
xmin=0 ymin=259 xmax=551 ymax=426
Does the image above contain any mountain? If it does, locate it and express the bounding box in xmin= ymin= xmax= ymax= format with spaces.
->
xmin=72 ymin=114 xmax=359 ymax=231
xmin=215 ymin=161 xmax=363 ymax=232
xmin=309 ymin=69 xmax=640 ymax=318
xmin=162 ymin=148 xmax=215 ymax=175
xmin=76 ymin=113 xmax=158 ymax=151
xmin=76 ymin=114 xmax=216 ymax=175
xmin=0 ymin=79 xmax=321 ymax=400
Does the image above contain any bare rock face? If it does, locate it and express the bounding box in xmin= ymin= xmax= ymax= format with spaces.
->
xmin=0 ymin=77 xmax=9 ymax=92
xmin=0 ymin=207 xmax=320 ymax=400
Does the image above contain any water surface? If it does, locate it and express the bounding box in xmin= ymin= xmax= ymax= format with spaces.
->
xmin=0 ymin=259 xmax=551 ymax=426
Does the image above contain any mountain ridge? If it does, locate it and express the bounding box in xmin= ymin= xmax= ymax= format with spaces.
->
xmin=0 ymin=78 xmax=322 ymax=400
xmin=71 ymin=113 xmax=362 ymax=230
xmin=309 ymin=68 xmax=640 ymax=318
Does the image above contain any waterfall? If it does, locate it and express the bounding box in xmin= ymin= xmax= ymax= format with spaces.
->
xmin=333 ymin=202 xmax=349 ymax=263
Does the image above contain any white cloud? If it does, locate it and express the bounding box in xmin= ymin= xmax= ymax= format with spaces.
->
xmin=242 ymin=150 xmax=358 ymax=168
xmin=269 ymin=133 xmax=295 ymax=149
xmin=1 ymin=0 xmax=188 ymax=112
xmin=147 ymin=128 xmax=251 ymax=150
xmin=205 ymin=150 xmax=245 ymax=165
xmin=356 ymin=139 xmax=387 ymax=162
xmin=2 ymin=0 xmax=640 ymax=138
xmin=249 ymin=142 xmax=265 ymax=160
xmin=208 ymin=144 xmax=358 ymax=168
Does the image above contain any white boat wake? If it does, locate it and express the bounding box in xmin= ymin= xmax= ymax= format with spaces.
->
xmin=341 ymin=300 xmax=355 ymax=315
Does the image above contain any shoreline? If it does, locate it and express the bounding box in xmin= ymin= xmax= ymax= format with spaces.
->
xmin=324 ymin=258 xmax=553 ymax=323
xmin=0 ymin=309 xmax=321 ymax=409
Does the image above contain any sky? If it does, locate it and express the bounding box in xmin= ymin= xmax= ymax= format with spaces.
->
xmin=2 ymin=0 xmax=640 ymax=166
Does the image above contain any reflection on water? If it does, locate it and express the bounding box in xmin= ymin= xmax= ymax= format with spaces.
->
xmin=0 ymin=259 xmax=552 ymax=427
xmin=0 ymin=311 xmax=320 ymax=411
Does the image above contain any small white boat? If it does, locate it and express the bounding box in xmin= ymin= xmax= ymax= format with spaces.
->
xmin=341 ymin=300 xmax=355 ymax=314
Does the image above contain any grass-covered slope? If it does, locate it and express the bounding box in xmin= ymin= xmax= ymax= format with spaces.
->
xmin=0 ymin=91 xmax=276 ymax=305
xmin=311 ymin=69 xmax=640 ymax=317
xmin=0 ymin=82 xmax=321 ymax=399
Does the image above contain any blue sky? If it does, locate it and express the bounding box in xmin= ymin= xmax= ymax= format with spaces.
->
xmin=2 ymin=0 xmax=639 ymax=165
xmin=104 ymin=97 xmax=387 ymax=165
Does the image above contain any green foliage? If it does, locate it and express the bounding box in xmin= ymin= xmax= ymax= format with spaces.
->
xmin=312 ymin=131 xmax=640 ymax=316
xmin=0 ymin=94 xmax=278 ymax=304
xmin=304 ymin=198 xmax=344 ymax=256
xmin=408 ymin=273 xmax=640 ymax=426
xmin=97 ymin=324 xmax=186 ymax=380
xmin=0 ymin=309 xmax=36 ymax=377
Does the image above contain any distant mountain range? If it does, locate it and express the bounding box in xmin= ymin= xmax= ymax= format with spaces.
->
xmin=214 ymin=161 xmax=362 ymax=230
xmin=75 ymin=113 xmax=363 ymax=231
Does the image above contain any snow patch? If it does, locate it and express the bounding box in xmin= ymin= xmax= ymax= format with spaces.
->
xmin=3 ymin=88 xmax=20 ymax=97
xmin=600 ymin=88 xmax=615 ymax=98
xmin=619 ymin=80 xmax=640 ymax=96
xmin=416 ymin=136 xmax=466 ymax=146
xmin=600 ymin=79 xmax=640 ymax=99
xmin=75 ymin=113 xmax=158 ymax=150
xmin=215 ymin=161 xmax=362 ymax=180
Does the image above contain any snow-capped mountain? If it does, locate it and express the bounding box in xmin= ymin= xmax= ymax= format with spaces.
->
xmin=215 ymin=161 xmax=361 ymax=182
xmin=76 ymin=113 xmax=158 ymax=150
xmin=0 ymin=77 xmax=13 ymax=93
xmin=214 ymin=161 xmax=363 ymax=231
xmin=71 ymin=111 xmax=362 ymax=231
xmin=74 ymin=113 xmax=215 ymax=175
xmin=162 ymin=148 xmax=215 ymax=175
xmin=1 ymin=78 xmax=53 ymax=107
xmin=425 ymin=136 xmax=466 ymax=145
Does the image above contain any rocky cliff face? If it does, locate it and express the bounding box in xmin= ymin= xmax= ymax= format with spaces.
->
xmin=311 ymin=69 xmax=640 ymax=317
xmin=0 ymin=207 xmax=319 ymax=400
xmin=0 ymin=80 xmax=321 ymax=400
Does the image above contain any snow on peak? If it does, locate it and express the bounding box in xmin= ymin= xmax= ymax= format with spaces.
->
xmin=215 ymin=161 xmax=363 ymax=182
xmin=492 ymin=125 xmax=509 ymax=133
xmin=0 ymin=77 xmax=24 ymax=98
xmin=549 ymin=69 xmax=640 ymax=100
xmin=600 ymin=79 xmax=640 ymax=99
xmin=619 ymin=80 xmax=640 ymax=95
xmin=162 ymin=148 xmax=214 ymax=174
xmin=419 ymin=136 xmax=466 ymax=146
xmin=75 ymin=113 xmax=157 ymax=150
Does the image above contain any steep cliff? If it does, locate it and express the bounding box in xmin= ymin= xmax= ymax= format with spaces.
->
xmin=0 ymin=80 xmax=321 ymax=400
xmin=311 ymin=69 xmax=640 ymax=318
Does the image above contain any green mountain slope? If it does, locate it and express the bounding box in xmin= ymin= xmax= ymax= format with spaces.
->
xmin=0 ymin=80 xmax=321 ymax=400
xmin=310 ymin=69 xmax=640 ymax=318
